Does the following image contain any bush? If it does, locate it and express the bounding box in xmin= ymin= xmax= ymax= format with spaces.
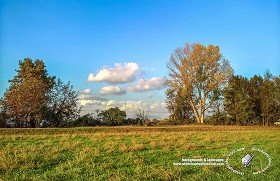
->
xmin=72 ymin=114 xmax=101 ymax=127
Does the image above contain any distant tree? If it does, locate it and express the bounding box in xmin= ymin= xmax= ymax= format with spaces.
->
xmin=43 ymin=79 xmax=80 ymax=127
xmin=123 ymin=118 xmax=139 ymax=125
xmin=166 ymin=43 xmax=233 ymax=123
xmin=73 ymin=113 xmax=100 ymax=127
xmin=135 ymin=109 xmax=149 ymax=125
xmin=99 ymin=107 xmax=126 ymax=126
xmin=1 ymin=58 xmax=55 ymax=127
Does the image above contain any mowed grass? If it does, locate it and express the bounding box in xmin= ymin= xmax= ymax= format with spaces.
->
xmin=0 ymin=125 xmax=279 ymax=180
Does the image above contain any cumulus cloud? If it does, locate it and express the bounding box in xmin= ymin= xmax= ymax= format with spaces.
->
xmin=127 ymin=77 xmax=167 ymax=92
xmin=78 ymin=89 xmax=107 ymax=106
xmin=87 ymin=62 xmax=139 ymax=84
xmin=79 ymin=99 xmax=169 ymax=119
xmin=99 ymin=86 xmax=126 ymax=95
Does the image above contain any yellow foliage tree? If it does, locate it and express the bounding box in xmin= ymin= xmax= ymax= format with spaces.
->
xmin=3 ymin=58 xmax=55 ymax=127
xmin=167 ymin=43 xmax=233 ymax=123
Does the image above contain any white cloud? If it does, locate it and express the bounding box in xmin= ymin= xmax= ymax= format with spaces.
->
xmin=99 ymin=86 xmax=126 ymax=95
xmin=87 ymin=62 xmax=139 ymax=84
xmin=79 ymin=88 xmax=91 ymax=94
xmin=79 ymin=99 xmax=169 ymax=119
xmin=78 ymin=89 xmax=107 ymax=106
xmin=127 ymin=77 xmax=167 ymax=92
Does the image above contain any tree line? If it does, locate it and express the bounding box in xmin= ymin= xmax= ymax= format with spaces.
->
xmin=0 ymin=59 xmax=152 ymax=128
xmin=1 ymin=43 xmax=279 ymax=127
xmin=0 ymin=60 xmax=158 ymax=128
xmin=221 ymin=72 xmax=280 ymax=125
xmin=166 ymin=43 xmax=280 ymax=125
xmin=72 ymin=108 xmax=161 ymax=127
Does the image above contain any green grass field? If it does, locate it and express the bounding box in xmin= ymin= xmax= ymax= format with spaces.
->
xmin=0 ymin=125 xmax=279 ymax=180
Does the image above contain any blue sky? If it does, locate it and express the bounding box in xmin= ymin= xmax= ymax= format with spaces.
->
xmin=0 ymin=0 xmax=279 ymax=118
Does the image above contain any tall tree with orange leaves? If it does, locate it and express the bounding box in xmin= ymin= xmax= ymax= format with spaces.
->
xmin=2 ymin=58 xmax=55 ymax=127
xmin=166 ymin=43 xmax=233 ymax=123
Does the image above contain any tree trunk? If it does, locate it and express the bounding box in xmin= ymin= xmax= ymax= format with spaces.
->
xmin=189 ymin=101 xmax=200 ymax=123
xmin=200 ymin=113 xmax=204 ymax=124
xmin=30 ymin=118 xmax=36 ymax=128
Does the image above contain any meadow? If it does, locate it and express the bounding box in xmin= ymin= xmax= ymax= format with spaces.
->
xmin=0 ymin=125 xmax=279 ymax=180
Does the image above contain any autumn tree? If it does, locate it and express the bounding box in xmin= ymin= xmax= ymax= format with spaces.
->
xmin=42 ymin=79 xmax=80 ymax=127
xmin=166 ymin=82 xmax=193 ymax=122
xmin=166 ymin=43 xmax=233 ymax=123
xmin=2 ymin=58 xmax=55 ymax=127
xmin=1 ymin=58 xmax=81 ymax=128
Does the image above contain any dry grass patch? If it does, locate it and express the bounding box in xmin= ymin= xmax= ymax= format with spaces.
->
xmin=119 ymin=143 xmax=145 ymax=152
xmin=103 ymin=140 xmax=119 ymax=153
xmin=183 ymin=143 xmax=198 ymax=150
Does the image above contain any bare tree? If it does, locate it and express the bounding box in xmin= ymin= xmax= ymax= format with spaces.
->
xmin=135 ymin=109 xmax=149 ymax=125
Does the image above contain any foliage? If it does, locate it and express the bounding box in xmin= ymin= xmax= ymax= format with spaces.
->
xmin=165 ymin=43 xmax=279 ymax=126
xmin=0 ymin=58 xmax=80 ymax=128
xmin=166 ymin=82 xmax=193 ymax=122
xmin=42 ymin=79 xmax=81 ymax=127
xmin=223 ymin=72 xmax=280 ymax=125
xmin=1 ymin=58 xmax=55 ymax=127
xmin=206 ymin=88 xmax=228 ymax=124
xmin=71 ymin=113 xmax=101 ymax=127
xmin=166 ymin=43 xmax=233 ymax=123
xmin=260 ymin=71 xmax=280 ymax=125
xmin=98 ymin=107 xmax=126 ymax=126
xmin=205 ymin=112 xmax=228 ymax=125
xmin=1 ymin=53 xmax=279 ymax=127
xmin=223 ymin=76 xmax=256 ymax=125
